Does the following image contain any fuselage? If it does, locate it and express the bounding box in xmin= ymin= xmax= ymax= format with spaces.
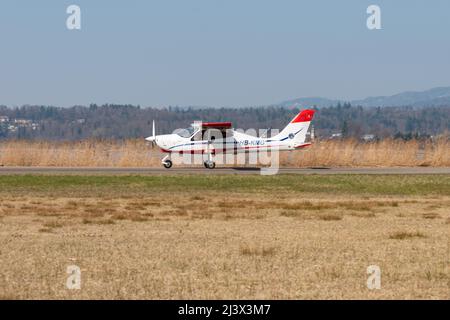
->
xmin=146 ymin=109 xmax=315 ymax=169
xmin=147 ymin=129 xmax=311 ymax=154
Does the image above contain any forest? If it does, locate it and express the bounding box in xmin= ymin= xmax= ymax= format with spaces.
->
xmin=0 ymin=103 xmax=449 ymax=140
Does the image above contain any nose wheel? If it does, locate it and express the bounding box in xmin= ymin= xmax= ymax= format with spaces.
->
xmin=161 ymin=155 xmax=173 ymax=169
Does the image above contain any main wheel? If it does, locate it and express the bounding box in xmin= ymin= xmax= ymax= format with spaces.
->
xmin=206 ymin=161 xmax=216 ymax=169
xmin=163 ymin=160 xmax=173 ymax=169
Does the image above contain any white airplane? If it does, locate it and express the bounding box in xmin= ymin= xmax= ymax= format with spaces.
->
xmin=146 ymin=109 xmax=315 ymax=169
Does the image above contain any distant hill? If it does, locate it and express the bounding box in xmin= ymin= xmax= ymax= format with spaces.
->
xmin=279 ymin=86 xmax=450 ymax=108
xmin=1 ymin=87 xmax=450 ymax=140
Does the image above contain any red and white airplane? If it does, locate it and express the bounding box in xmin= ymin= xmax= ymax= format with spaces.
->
xmin=146 ymin=109 xmax=315 ymax=169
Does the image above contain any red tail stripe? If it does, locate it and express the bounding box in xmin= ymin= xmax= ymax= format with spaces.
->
xmin=291 ymin=109 xmax=315 ymax=123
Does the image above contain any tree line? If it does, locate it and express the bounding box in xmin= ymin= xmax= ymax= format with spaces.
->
xmin=0 ymin=103 xmax=449 ymax=140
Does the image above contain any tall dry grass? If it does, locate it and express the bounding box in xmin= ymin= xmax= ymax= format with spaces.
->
xmin=0 ymin=138 xmax=449 ymax=167
xmin=0 ymin=140 xmax=160 ymax=167
xmin=282 ymin=138 xmax=450 ymax=167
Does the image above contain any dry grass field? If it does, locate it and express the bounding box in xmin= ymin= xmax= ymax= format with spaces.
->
xmin=0 ymin=138 xmax=449 ymax=167
xmin=0 ymin=174 xmax=449 ymax=299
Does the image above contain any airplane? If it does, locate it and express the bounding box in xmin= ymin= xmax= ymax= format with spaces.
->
xmin=145 ymin=109 xmax=315 ymax=169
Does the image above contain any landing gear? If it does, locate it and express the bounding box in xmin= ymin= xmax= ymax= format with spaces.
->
xmin=203 ymin=160 xmax=216 ymax=169
xmin=162 ymin=155 xmax=172 ymax=169
xmin=163 ymin=160 xmax=173 ymax=169
xmin=203 ymin=148 xmax=216 ymax=169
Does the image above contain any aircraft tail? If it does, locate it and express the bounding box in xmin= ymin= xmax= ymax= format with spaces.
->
xmin=275 ymin=109 xmax=315 ymax=147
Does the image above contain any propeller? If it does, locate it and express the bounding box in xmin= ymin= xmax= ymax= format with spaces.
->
xmin=145 ymin=120 xmax=156 ymax=148
xmin=152 ymin=120 xmax=155 ymax=139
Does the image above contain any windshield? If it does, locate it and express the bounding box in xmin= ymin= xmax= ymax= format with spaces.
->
xmin=174 ymin=127 xmax=196 ymax=138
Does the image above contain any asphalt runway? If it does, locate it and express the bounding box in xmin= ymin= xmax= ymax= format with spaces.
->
xmin=0 ymin=166 xmax=449 ymax=175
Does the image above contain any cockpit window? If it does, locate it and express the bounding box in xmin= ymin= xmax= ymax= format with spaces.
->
xmin=174 ymin=127 xmax=196 ymax=138
xmin=191 ymin=130 xmax=203 ymax=141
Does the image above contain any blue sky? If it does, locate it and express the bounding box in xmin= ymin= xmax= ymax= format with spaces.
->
xmin=0 ymin=0 xmax=449 ymax=107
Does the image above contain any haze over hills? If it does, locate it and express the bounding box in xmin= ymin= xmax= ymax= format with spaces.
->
xmin=1 ymin=86 xmax=450 ymax=140
xmin=279 ymin=87 xmax=450 ymax=108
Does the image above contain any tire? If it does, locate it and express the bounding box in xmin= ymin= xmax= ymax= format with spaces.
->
xmin=206 ymin=161 xmax=216 ymax=169
xmin=163 ymin=160 xmax=173 ymax=169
